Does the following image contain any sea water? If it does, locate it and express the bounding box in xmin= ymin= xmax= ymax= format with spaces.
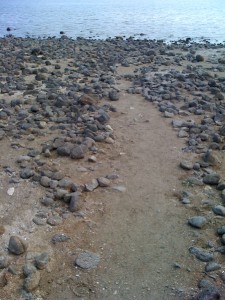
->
xmin=0 ymin=0 xmax=225 ymax=42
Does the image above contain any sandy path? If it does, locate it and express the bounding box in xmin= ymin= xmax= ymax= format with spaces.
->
xmin=69 ymin=78 xmax=200 ymax=300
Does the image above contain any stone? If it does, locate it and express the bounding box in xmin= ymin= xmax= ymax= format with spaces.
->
xmin=32 ymin=216 xmax=46 ymax=226
xmin=8 ymin=236 xmax=27 ymax=255
xmin=85 ymin=179 xmax=99 ymax=192
xmin=24 ymin=270 xmax=41 ymax=292
xmin=202 ymin=150 xmax=220 ymax=166
xmin=47 ymin=215 xmax=63 ymax=226
xmin=203 ymin=173 xmax=220 ymax=185
xmin=35 ymin=252 xmax=49 ymax=270
xmin=205 ymin=262 xmax=221 ymax=272
xmin=23 ymin=264 xmax=37 ymax=277
xmin=52 ymin=234 xmax=70 ymax=244
xmin=69 ymin=193 xmax=80 ymax=212
xmin=109 ymin=90 xmax=119 ymax=101
xmin=189 ymin=247 xmax=213 ymax=262
xmin=217 ymin=226 xmax=225 ymax=235
xmin=178 ymin=130 xmax=189 ymax=138
xmin=195 ymin=287 xmax=221 ymax=300
xmin=221 ymin=189 xmax=225 ymax=202
xmin=20 ymin=168 xmax=34 ymax=179
xmin=188 ymin=216 xmax=207 ymax=229
xmin=70 ymin=144 xmax=87 ymax=159
xmin=88 ymin=155 xmax=97 ymax=162
xmin=112 ymin=185 xmax=127 ymax=192
xmin=75 ymin=251 xmax=100 ymax=269
xmin=0 ymin=256 xmax=9 ymax=269
xmin=97 ymin=177 xmax=111 ymax=187
xmin=180 ymin=160 xmax=193 ymax=170
xmin=40 ymin=176 xmax=51 ymax=188
xmin=196 ymin=54 xmax=204 ymax=62
xmin=212 ymin=205 xmax=225 ymax=216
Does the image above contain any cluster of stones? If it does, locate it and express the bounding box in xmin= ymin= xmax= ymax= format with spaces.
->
xmin=1 ymin=35 xmax=225 ymax=298
xmin=126 ymin=42 xmax=225 ymax=297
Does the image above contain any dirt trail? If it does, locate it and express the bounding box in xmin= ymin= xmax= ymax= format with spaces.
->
xmin=57 ymin=77 xmax=200 ymax=300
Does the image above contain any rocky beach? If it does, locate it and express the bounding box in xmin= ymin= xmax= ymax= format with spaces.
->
xmin=0 ymin=35 xmax=225 ymax=299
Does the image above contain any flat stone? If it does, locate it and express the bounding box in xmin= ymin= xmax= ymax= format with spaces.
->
xmin=20 ymin=168 xmax=34 ymax=179
xmin=203 ymin=173 xmax=220 ymax=185
xmin=97 ymin=177 xmax=111 ymax=187
xmin=70 ymin=144 xmax=87 ymax=159
xmin=35 ymin=252 xmax=49 ymax=270
xmin=47 ymin=215 xmax=63 ymax=226
xmin=180 ymin=160 xmax=193 ymax=170
xmin=8 ymin=236 xmax=27 ymax=255
xmin=213 ymin=205 xmax=225 ymax=216
xmin=188 ymin=216 xmax=207 ymax=229
xmin=189 ymin=247 xmax=213 ymax=262
xmin=69 ymin=193 xmax=80 ymax=212
xmin=75 ymin=251 xmax=100 ymax=269
xmin=85 ymin=179 xmax=99 ymax=192
xmin=205 ymin=262 xmax=221 ymax=272
xmin=52 ymin=234 xmax=70 ymax=244
xmin=33 ymin=217 xmax=46 ymax=226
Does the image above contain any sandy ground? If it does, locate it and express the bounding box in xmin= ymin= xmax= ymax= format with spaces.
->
xmin=0 ymin=52 xmax=225 ymax=300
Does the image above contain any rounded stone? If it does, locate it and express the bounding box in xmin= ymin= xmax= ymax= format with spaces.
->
xmin=8 ymin=236 xmax=27 ymax=255
xmin=188 ymin=216 xmax=207 ymax=229
xmin=75 ymin=251 xmax=100 ymax=269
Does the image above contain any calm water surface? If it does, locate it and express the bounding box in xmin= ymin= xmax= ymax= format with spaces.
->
xmin=0 ymin=0 xmax=225 ymax=41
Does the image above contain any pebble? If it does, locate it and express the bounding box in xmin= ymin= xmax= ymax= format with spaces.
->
xmin=112 ymin=185 xmax=127 ymax=192
xmin=47 ymin=215 xmax=63 ymax=226
xmin=189 ymin=247 xmax=213 ymax=262
xmin=203 ymin=173 xmax=220 ymax=185
xmin=212 ymin=205 xmax=225 ymax=216
xmin=35 ymin=252 xmax=49 ymax=270
xmin=85 ymin=179 xmax=99 ymax=192
xmin=52 ymin=233 xmax=70 ymax=244
xmin=75 ymin=251 xmax=100 ymax=269
xmin=69 ymin=193 xmax=80 ymax=212
xmin=97 ymin=177 xmax=111 ymax=187
xmin=205 ymin=262 xmax=221 ymax=272
xmin=8 ymin=236 xmax=27 ymax=255
xmin=20 ymin=168 xmax=34 ymax=179
xmin=188 ymin=216 xmax=207 ymax=229
xmin=180 ymin=160 xmax=193 ymax=170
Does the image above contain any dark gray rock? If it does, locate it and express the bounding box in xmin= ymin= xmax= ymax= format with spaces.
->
xmin=196 ymin=287 xmax=221 ymax=300
xmin=70 ymin=144 xmax=87 ymax=159
xmin=75 ymin=251 xmax=100 ymax=269
xmin=188 ymin=216 xmax=207 ymax=229
xmin=189 ymin=247 xmax=213 ymax=262
xmin=203 ymin=173 xmax=220 ymax=185
xmin=205 ymin=262 xmax=221 ymax=272
xmin=20 ymin=168 xmax=34 ymax=179
xmin=35 ymin=252 xmax=49 ymax=270
xmin=69 ymin=193 xmax=80 ymax=212
xmin=180 ymin=160 xmax=193 ymax=170
xmin=212 ymin=205 xmax=225 ymax=216
xmin=52 ymin=233 xmax=70 ymax=244
xmin=8 ymin=236 xmax=27 ymax=255
xmin=109 ymin=90 xmax=119 ymax=101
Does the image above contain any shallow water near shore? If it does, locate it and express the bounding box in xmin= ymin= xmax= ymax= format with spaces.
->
xmin=1 ymin=0 xmax=225 ymax=42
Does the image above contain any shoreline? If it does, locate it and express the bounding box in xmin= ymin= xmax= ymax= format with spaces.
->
xmin=0 ymin=36 xmax=225 ymax=299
